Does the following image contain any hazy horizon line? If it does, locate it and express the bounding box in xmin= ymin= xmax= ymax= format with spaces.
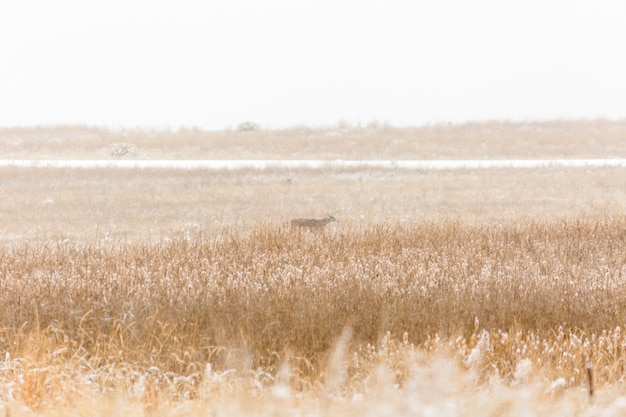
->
xmin=1 ymin=117 xmax=626 ymax=132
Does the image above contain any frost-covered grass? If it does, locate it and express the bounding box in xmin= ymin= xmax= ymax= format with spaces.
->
xmin=3 ymin=219 xmax=626 ymax=415
xmin=3 ymin=165 xmax=626 ymax=245
xmin=2 ymin=119 xmax=626 ymax=160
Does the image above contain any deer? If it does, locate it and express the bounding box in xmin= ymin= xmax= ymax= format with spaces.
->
xmin=290 ymin=214 xmax=337 ymax=231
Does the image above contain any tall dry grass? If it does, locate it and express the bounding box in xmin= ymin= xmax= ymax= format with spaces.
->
xmin=4 ymin=122 xmax=626 ymax=414
xmin=3 ymin=218 xmax=626 ymax=414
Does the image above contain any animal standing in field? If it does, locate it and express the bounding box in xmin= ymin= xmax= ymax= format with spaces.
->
xmin=290 ymin=214 xmax=337 ymax=231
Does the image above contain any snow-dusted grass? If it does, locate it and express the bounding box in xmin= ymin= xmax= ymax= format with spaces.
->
xmin=3 ymin=158 xmax=626 ymax=170
xmin=3 ymin=120 xmax=626 ymax=414
xmin=2 ymin=219 xmax=626 ymax=414
xmin=3 ymin=165 xmax=626 ymax=245
xmin=2 ymin=119 xmax=626 ymax=160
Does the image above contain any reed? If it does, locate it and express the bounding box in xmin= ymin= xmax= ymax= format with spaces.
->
xmin=3 ymin=218 xmax=626 ymax=414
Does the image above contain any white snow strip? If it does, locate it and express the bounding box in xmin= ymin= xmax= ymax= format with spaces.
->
xmin=1 ymin=159 xmax=626 ymax=170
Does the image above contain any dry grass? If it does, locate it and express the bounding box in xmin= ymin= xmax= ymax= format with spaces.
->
xmin=2 ymin=119 xmax=626 ymax=160
xmin=3 ymin=120 xmax=626 ymax=415
xmin=2 ymin=165 xmax=626 ymax=245
xmin=3 ymin=219 xmax=626 ymax=415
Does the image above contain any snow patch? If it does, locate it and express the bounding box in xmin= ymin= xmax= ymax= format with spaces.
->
xmin=2 ymin=159 xmax=626 ymax=170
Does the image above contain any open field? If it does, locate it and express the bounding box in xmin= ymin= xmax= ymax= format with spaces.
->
xmin=2 ymin=121 xmax=626 ymax=415
xmin=2 ymin=165 xmax=626 ymax=245
xmin=1 ymin=119 xmax=626 ymax=160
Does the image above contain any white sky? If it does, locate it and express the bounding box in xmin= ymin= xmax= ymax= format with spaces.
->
xmin=1 ymin=1 xmax=625 ymax=129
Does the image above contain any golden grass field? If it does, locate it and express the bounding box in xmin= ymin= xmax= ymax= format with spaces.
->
xmin=2 ymin=120 xmax=626 ymax=416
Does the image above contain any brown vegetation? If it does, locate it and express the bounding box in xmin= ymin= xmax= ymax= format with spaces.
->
xmin=2 ymin=121 xmax=626 ymax=415
xmin=2 ymin=119 xmax=626 ymax=160
xmin=2 ymin=165 xmax=626 ymax=245
xmin=2 ymin=219 xmax=626 ymax=414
